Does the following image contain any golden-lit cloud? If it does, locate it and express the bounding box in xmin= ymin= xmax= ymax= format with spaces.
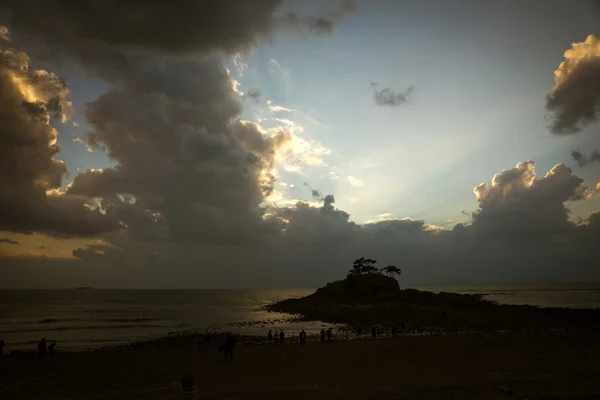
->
xmin=546 ymin=34 xmax=600 ymax=135
xmin=553 ymin=34 xmax=600 ymax=90
xmin=0 ymin=232 xmax=108 ymax=259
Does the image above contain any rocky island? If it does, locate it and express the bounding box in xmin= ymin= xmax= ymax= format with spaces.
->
xmin=267 ymin=258 xmax=600 ymax=334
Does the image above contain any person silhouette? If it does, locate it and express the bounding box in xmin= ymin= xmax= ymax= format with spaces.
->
xmin=279 ymin=330 xmax=284 ymax=345
xmin=267 ymin=329 xmax=273 ymax=346
xmin=37 ymin=337 xmax=47 ymax=357
xmin=299 ymin=330 xmax=307 ymax=346
xmin=223 ymin=333 xmax=235 ymax=360
xmin=326 ymin=327 xmax=333 ymax=342
xmin=0 ymin=339 xmax=4 ymax=357
xmin=320 ymin=328 xmax=325 ymax=343
xmin=391 ymin=326 xmax=397 ymax=337
xmin=356 ymin=327 xmax=362 ymax=339
xmin=371 ymin=326 xmax=377 ymax=339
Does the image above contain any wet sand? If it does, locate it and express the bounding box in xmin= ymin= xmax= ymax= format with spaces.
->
xmin=2 ymin=331 xmax=599 ymax=399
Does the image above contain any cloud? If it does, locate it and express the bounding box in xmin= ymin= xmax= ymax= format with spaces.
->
xmin=6 ymin=1 xmax=282 ymax=56
xmin=232 ymin=53 xmax=248 ymax=77
xmin=471 ymin=162 xmax=598 ymax=237
xmin=0 ymin=238 xmax=19 ymax=245
xmin=1 ymin=0 xmax=351 ymax=244
xmin=0 ymin=28 xmax=121 ymax=237
xmin=73 ymin=137 xmax=94 ymax=152
xmin=3 ymin=160 xmax=600 ymax=288
xmin=546 ymin=34 xmax=600 ymax=135
xmin=6 ymin=1 xmax=353 ymax=59
xmin=371 ymin=82 xmax=415 ymax=106
xmin=347 ymin=176 xmax=364 ymax=187
xmin=571 ymin=149 xmax=600 ymax=167
xmin=3 ymin=4 xmax=600 ymax=288
xmin=275 ymin=0 xmax=356 ymax=36
xmin=266 ymin=100 xmax=293 ymax=113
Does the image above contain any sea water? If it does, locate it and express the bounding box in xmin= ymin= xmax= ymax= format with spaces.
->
xmin=0 ymin=284 xmax=598 ymax=350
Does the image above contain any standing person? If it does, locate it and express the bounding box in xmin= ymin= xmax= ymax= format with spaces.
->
xmin=223 ymin=333 xmax=235 ymax=361
xmin=0 ymin=339 xmax=4 ymax=357
xmin=37 ymin=337 xmax=47 ymax=358
xmin=267 ymin=329 xmax=273 ymax=346
xmin=391 ymin=326 xmax=397 ymax=338
xmin=279 ymin=330 xmax=284 ymax=345
xmin=326 ymin=327 xmax=333 ymax=342
xmin=299 ymin=330 xmax=307 ymax=346
xmin=356 ymin=327 xmax=362 ymax=340
xmin=371 ymin=326 xmax=377 ymax=340
xmin=320 ymin=328 xmax=326 ymax=343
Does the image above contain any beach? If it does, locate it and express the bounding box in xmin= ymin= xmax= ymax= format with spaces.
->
xmin=2 ymin=331 xmax=600 ymax=399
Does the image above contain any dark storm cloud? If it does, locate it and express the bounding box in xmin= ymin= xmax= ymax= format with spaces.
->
xmin=3 ymin=160 xmax=600 ymax=287
xmin=546 ymin=35 xmax=600 ymax=135
xmin=6 ymin=0 xmax=281 ymax=55
xmin=571 ymin=149 xmax=600 ymax=167
xmin=0 ymin=29 xmax=120 ymax=237
xmin=59 ymin=54 xmax=295 ymax=245
xmin=0 ymin=238 xmax=19 ymax=245
xmin=6 ymin=0 xmax=354 ymax=57
xmin=371 ymin=82 xmax=415 ymax=106
xmin=1 ymin=0 xmax=350 ymax=242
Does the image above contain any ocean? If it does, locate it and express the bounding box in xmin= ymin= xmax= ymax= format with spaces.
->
xmin=0 ymin=284 xmax=598 ymax=351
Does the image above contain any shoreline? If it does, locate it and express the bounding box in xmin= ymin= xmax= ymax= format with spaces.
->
xmin=2 ymin=331 xmax=599 ymax=399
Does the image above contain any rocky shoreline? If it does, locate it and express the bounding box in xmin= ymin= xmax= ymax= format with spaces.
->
xmin=265 ymin=274 xmax=600 ymax=334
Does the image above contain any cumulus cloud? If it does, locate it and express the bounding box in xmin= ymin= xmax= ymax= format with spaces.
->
xmin=471 ymin=161 xmax=599 ymax=238
xmin=546 ymin=34 xmax=600 ymax=134
xmin=571 ymin=149 xmax=600 ymax=167
xmin=6 ymin=1 xmax=282 ymax=56
xmin=371 ymin=82 xmax=415 ymax=106
xmin=0 ymin=28 xmax=120 ymax=237
xmin=3 ymin=160 xmax=600 ymax=287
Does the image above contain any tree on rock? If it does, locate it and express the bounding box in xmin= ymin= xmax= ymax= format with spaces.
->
xmin=382 ymin=265 xmax=402 ymax=280
xmin=347 ymin=257 xmax=379 ymax=277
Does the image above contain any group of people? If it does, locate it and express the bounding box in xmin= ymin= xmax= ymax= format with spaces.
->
xmin=265 ymin=327 xmax=334 ymax=346
xmin=0 ymin=337 xmax=55 ymax=358
xmin=37 ymin=337 xmax=57 ymax=357
xmin=356 ymin=322 xmax=406 ymax=340
xmin=264 ymin=322 xmax=407 ymax=348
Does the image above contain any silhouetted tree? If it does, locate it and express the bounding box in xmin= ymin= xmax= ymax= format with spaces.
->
xmin=361 ymin=258 xmax=378 ymax=274
xmin=382 ymin=265 xmax=402 ymax=280
xmin=347 ymin=257 xmax=378 ymax=277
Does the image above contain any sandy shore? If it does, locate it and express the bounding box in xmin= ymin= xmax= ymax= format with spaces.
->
xmin=1 ymin=331 xmax=599 ymax=399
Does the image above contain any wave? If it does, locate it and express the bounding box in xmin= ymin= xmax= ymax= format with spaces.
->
xmin=473 ymin=291 xmax=514 ymax=296
xmin=0 ymin=323 xmax=184 ymax=334
xmin=101 ymin=318 xmax=163 ymax=323
xmin=38 ymin=318 xmax=85 ymax=324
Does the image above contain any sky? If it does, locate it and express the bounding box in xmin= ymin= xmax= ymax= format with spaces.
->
xmin=1 ymin=0 xmax=600 ymax=288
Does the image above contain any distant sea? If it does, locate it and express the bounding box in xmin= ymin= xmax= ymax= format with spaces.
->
xmin=0 ymin=284 xmax=598 ymax=351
